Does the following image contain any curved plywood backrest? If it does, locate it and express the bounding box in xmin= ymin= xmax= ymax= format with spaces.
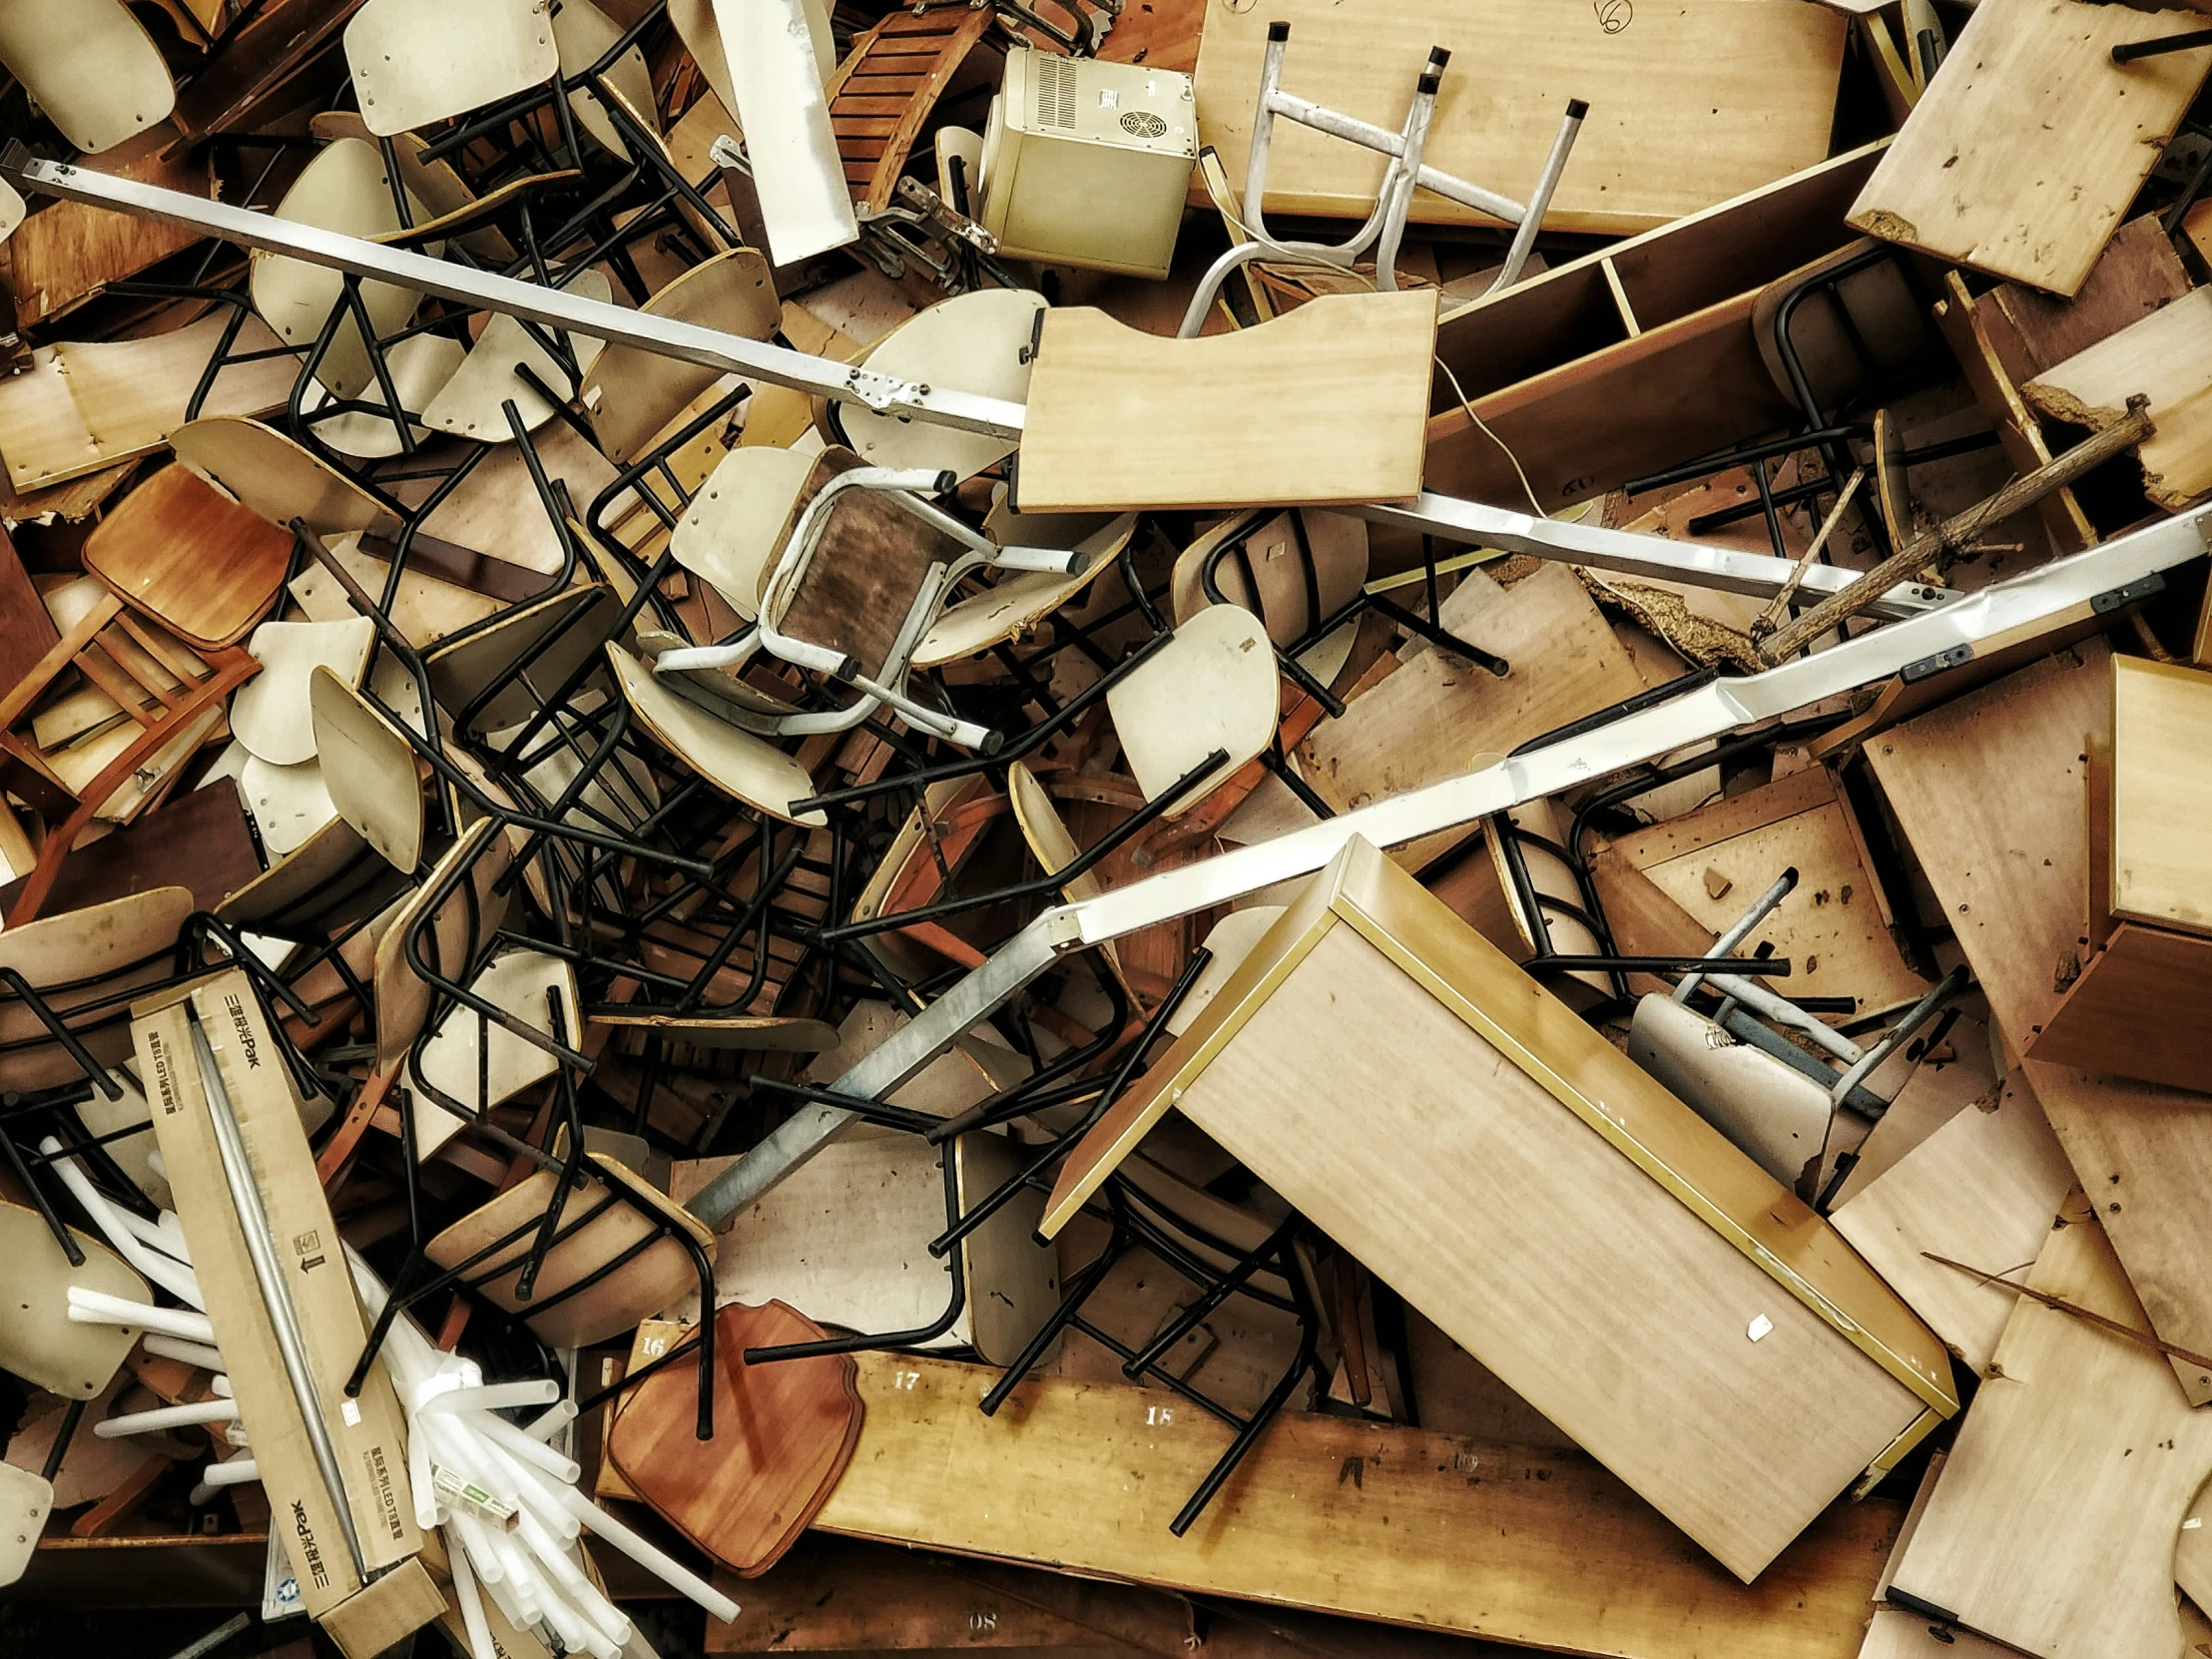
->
xmin=372 ymin=818 xmax=511 ymax=1074
xmin=836 ymin=288 xmax=1045 ymax=482
xmin=0 ymin=0 xmax=173 ymax=156
xmin=425 ymin=584 xmax=622 ymax=736
xmin=309 ymin=112 xmax=515 ymax=260
xmin=301 ymin=333 xmax=467 ymax=460
xmin=249 ymin=138 xmax=433 ymax=399
xmin=606 ymin=644 xmax=826 ymax=828
xmin=0 ymin=1202 xmax=147 ymax=1399
xmin=583 ymin=251 xmax=779 ymax=463
xmin=1107 ymin=603 xmax=1280 ymax=816
xmin=309 ymin=664 xmax=425 ymax=873
xmin=233 ymin=618 xmax=377 ymax=766
xmin=80 ymin=463 xmax=298 ymax=650
xmin=411 ymin=947 xmax=579 ymax=1157
xmin=422 ymin=269 xmax=614 ymax=442
xmin=670 ymin=444 xmax=816 ymax=622
xmin=0 ymin=885 xmax=192 ymax=1091
xmin=344 ymin=0 xmax=560 ymax=137
xmin=552 ymin=0 xmax=658 ymax=160
xmin=171 ymin=417 xmax=396 ymax=539
xmin=912 ymin=510 xmax=1136 ymax=668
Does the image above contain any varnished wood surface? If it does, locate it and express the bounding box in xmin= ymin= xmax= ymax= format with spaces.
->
xmin=610 ymin=1301 xmax=863 ymax=1575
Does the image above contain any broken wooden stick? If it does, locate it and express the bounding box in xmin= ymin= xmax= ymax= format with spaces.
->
xmin=1753 ymin=465 xmax=1868 ymax=639
xmin=1760 ymin=397 xmax=2152 ymax=663
xmin=1923 ymin=1247 xmax=2212 ymax=1372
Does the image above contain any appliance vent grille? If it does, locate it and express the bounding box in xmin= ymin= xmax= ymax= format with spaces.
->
xmin=1033 ymin=55 xmax=1078 ymax=128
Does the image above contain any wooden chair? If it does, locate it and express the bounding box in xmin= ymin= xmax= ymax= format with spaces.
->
xmin=0 ymin=595 xmax=259 ymax=925
xmin=0 ymin=885 xmax=193 ymax=1095
xmin=80 ymin=462 xmax=297 ymax=652
xmin=824 ymin=6 xmax=998 ymax=216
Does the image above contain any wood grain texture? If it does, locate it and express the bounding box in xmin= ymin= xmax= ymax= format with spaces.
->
xmin=1847 ymin=0 xmax=2212 ymax=295
xmin=1298 ymin=563 xmax=1646 ymax=819
xmin=0 ymin=142 xmax=210 ymax=329
xmin=82 ymin=464 xmax=295 ymax=649
xmin=609 ymin=1301 xmax=862 ymax=1576
xmin=1864 ymin=641 xmax=2212 ymax=1406
xmin=1014 ymin=293 xmax=1435 ymax=512
xmin=1830 ymin=1071 xmax=2072 ymax=1374
xmin=815 ymin=1354 xmax=1907 ymax=1659
xmin=1613 ymin=766 xmax=1929 ymax=1015
xmin=2029 ymin=921 xmax=2212 ymax=1092
xmin=1193 ymin=0 xmax=1845 ymax=237
xmin=1887 ymin=1200 xmax=2212 ymax=1659
xmin=2106 ymin=654 xmax=2212 ymax=934
xmin=1170 ymin=916 xmax=1925 ymax=1580
xmin=2026 ymin=286 xmax=2212 ymax=511
xmin=1978 ymin=216 xmax=2192 ymax=386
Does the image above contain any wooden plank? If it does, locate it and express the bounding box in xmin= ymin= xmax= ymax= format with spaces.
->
xmin=1977 ymin=217 xmax=2193 ymax=387
xmin=2029 ymin=921 xmax=2212 ymax=1093
xmin=0 ymin=525 xmax=56 ymax=702
xmin=1887 ymin=1198 xmax=2212 ymax=1659
xmin=2106 ymin=657 xmax=2212 ymax=936
xmin=1016 ymin=292 xmax=1435 ymax=512
xmin=0 ymin=141 xmax=212 ymax=330
xmin=2026 ymin=286 xmax=2212 ymax=512
xmin=1192 ymin=0 xmax=1846 ymax=237
xmin=1097 ymin=0 xmax=1205 ymax=73
xmin=1298 ymin=562 xmax=1647 ymax=822
xmin=815 ymin=1354 xmax=1907 ymax=1659
xmin=1847 ymin=0 xmax=2212 ymax=296
xmin=1864 ymin=641 xmax=2212 ymax=1407
xmin=1830 ymin=1070 xmax=2073 ymax=1374
xmin=1614 ymin=766 xmax=1930 ymax=1015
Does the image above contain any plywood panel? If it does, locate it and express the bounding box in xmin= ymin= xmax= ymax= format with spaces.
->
xmin=1830 ymin=1070 xmax=2073 ymax=1374
xmin=1014 ymin=293 xmax=1435 ymax=512
xmin=2025 ymin=287 xmax=2212 ymax=511
xmin=2029 ymin=921 xmax=2212 ymax=1094
xmin=815 ymin=1354 xmax=1907 ymax=1659
xmin=1847 ymin=0 xmax=2212 ymax=295
xmin=2107 ymin=654 xmax=2212 ymax=934
xmin=1193 ymin=0 xmax=1846 ymax=237
xmin=1887 ymin=1202 xmax=2212 ymax=1659
xmin=1864 ymin=641 xmax=2212 ymax=1406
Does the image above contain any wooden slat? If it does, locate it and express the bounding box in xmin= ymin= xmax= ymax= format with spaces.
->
xmin=841 ymin=161 xmax=878 ymax=185
xmin=844 ymin=71 xmax=929 ymax=96
xmin=72 ymin=642 xmax=165 ymax=724
xmin=831 ymin=116 xmax=902 ymax=138
xmin=838 ymin=138 xmax=889 ymax=162
xmin=814 ymin=1354 xmax=1905 ymax=1659
xmin=2024 ymin=286 xmax=2212 ymax=513
xmin=832 ymin=95 xmax=914 ymax=117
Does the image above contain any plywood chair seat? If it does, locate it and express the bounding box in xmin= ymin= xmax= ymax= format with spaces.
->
xmin=425 ymin=1150 xmax=715 ymax=1349
xmin=309 ymin=664 xmax=431 ymax=874
xmin=0 ymin=0 xmax=174 ymax=156
xmin=421 ymin=270 xmax=615 ymax=442
xmin=912 ymin=510 xmax=1137 ymax=669
xmin=830 ymin=288 xmax=1047 ymax=483
xmin=411 ymin=947 xmax=579 ymax=1159
xmin=583 ymin=252 xmax=780 ymax=465
xmin=0 ymin=1201 xmax=148 ymax=1400
xmin=1171 ymin=507 xmax=1369 ymax=687
xmin=249 ymin=137 xmax=435 ymax=400
xmin=0 ymin=885 xmax=191 ymax=1094
xmin=344 ymin=0 xmax=560 ymax=137
xmin=232 ymin=619 xmax=377 ymax=766
xmin=607 ymin=643 xmax=827 ymax=828
xmin=81 ymin=464 xmax=298 ymax=652
xmin=1107 ymin=603 xmax=1281 ymax=816
xmin=172 ymin=417 xmax=397 ymax=540
xmin=606 ymin=1300 xmax=862 ymax=1575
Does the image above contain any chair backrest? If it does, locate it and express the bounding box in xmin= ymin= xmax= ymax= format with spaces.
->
xmin=309 ymin=665 xmax=427 ymax=874
xmin=0 ymin=0 xmax=174 ymax=156
xmin=834 ymin=288 xmax=1046 ymax=483
xmin=1171 ymin=507 xmax=1370 ymax=653
xmin=172 ymin=417 xmax=397 ymax=539
xmin=670 ymin=444 xmax=817 ymax=623
xmin=410 ymin=946 xmax=580 ymax=1158
xmin=232 ymin=618 xmax=377 ymax=767
xmin=1628 ymin=992 xmax=1836 ymax=1194
xmin=604 ymin=644 xmax=825 ymax=828
xmin=217 ymin=814 xmax=411 ymax=943
xmin=552 ymin=0 xmax=659 ymax=161
xmin=0 ymin=885 xmax=192 ymax=1094
xmin=422 ymin=270 xmax=615 ymax=443
xmin=582 ymin=252 xmax=779 ymax=465
xmin=372 ymin=818 xmax=514 ymax=1076
xmin=1106 ymin=604 xmax=1280 ymax=816
xmin=82 ymin=463 xmax=297 ymax=651
xmin=343 ymin=0 xmax=560 ymax=137
xmin=248 ymin=137 xmax=433 ymax=399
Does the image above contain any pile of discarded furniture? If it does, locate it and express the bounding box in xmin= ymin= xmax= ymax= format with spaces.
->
xmin=2 ymin=1 xmax=2211 ymax=1657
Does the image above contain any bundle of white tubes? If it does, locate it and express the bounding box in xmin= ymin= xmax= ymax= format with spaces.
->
xmin=346 ymin=1247 xmax=740 ymax=1656
xmin=45 ymin=1135 xmax=739 ymax=1648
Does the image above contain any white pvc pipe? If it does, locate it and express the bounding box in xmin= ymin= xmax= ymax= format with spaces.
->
xmin=39 ymin=1137 xmax=205 ymax=1309
xmin=143 ymin=1335 xmax=225 ymax=1371
xmin=420 ymin=1381 xmax=560 ymax=1415
xmin=94 ymin=1398 xmax=240 ymax=1437
xmin=445 ymin=1519 xmax=500 ymax=1659
xmin=198 ymin=1456 xmax=260 ymax=1487
xmin=522 ymin=1400 xmax=578 ymax=1442
xmin=553 ymin=1483 xmax=740 ymax=1622
xmin=67 ymin=1288 xmax=216 ymax=1345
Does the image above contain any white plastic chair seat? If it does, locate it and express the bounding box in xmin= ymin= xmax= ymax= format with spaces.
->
xmin=1107 ymin=604 xmax=1281 ymax=816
